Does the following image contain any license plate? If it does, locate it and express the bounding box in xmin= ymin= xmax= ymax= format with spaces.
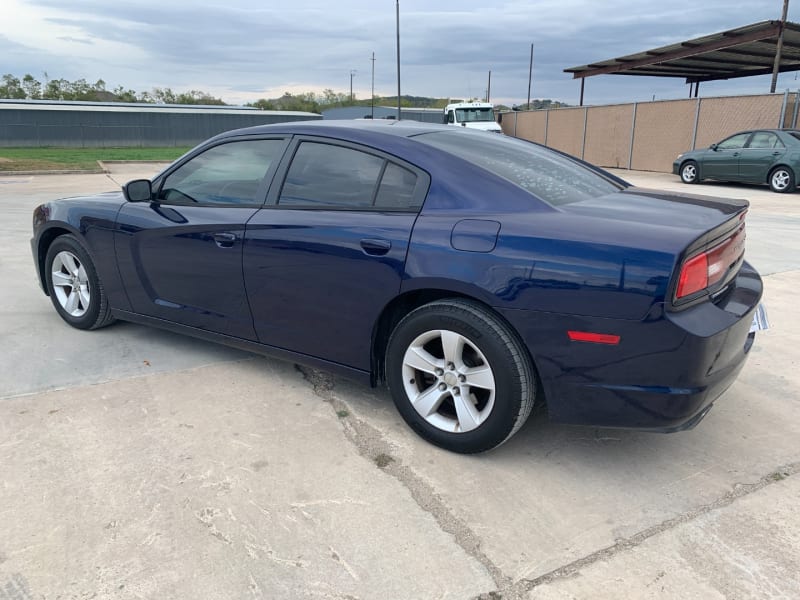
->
xmin=750 ymin=303 xmax=770 ymax=332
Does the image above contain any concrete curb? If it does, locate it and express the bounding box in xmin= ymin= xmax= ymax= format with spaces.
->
xmin=0 ymin=168 xmax=106 ymax=176
xmin=0 ymin=160 xmax=170 ymax=177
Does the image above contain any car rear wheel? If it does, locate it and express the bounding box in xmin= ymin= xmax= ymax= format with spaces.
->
xmin=385 ymin=299 xmax=535 ymax=453
xmin=45 ymin=235 xmax=114 ymax=330
xmin=680 ymin=161 xmax=699 ymax=184
xmin=769 ymin=166 xmax=795 ymax=193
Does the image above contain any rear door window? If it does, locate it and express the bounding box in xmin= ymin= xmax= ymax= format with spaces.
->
xmin=747 ymin=132 xmax=784 ymax=149
xmin=278 ymin=141 xmax=425 ymax=211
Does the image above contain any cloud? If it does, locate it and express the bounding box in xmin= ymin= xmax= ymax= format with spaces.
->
xmin=56 ymin=36 xmax=93 ymax=45
xmin=2 ymin=0 xmax=798 ymax=106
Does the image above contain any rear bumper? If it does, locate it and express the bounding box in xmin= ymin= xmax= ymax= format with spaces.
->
xmin=500 ymin=261 xmax=762 ymax=430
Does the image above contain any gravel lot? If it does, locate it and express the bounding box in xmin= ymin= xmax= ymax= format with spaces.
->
xmin=1 ymin=164 xmax=798 ymax=599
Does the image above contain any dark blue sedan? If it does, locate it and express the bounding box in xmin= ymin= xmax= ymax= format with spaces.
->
xmin=31 ymin=121 xmax=763 ymax=453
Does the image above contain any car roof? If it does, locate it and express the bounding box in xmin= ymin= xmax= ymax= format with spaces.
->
xmin=218 ymin=119 xmax=450 ymax=140
xmin=733 ymin=128 xmax=800 ymax=134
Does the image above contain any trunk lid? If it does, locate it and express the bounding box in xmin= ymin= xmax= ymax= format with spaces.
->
xmin=560 ymin=186 xmax=749 ymax=307
xmin=560 ymin=187 xmax=748 ymax=232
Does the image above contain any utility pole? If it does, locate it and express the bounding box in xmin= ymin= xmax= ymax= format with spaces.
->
xmin=771 ymin=0 xmax=790 ymax=93
xmin=350 ymin=69 xmax=357 ymax=102
xmin=371 ymin=52 xmax=375 ymax=119
xmin=487 ymin=70 xmax=491 ymax=102
xmin=527 ymin=43 xmax=534 ymax=110
xmin=396 ymin=0 xmax=401 ymax=120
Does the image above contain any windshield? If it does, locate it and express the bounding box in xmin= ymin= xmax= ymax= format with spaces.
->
xmin=414 ymin=130 xmax=623 ymax=206
xmin=455 ymin=107 xmax=495 ymax=122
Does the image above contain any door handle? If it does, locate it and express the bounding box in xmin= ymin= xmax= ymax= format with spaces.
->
xmin=360 ymin=238 xmax=391 ymax=256
xmin=213 ymin=232 xmax=237 ymax=248
xmin=732 ymin=152 xmax=740 ymax=157
xmin=773 ymin=151 xmax=781 ymax=156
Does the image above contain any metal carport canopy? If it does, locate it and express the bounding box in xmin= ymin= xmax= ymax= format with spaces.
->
xmin=564 ymin=20 xmax=800 ymax=102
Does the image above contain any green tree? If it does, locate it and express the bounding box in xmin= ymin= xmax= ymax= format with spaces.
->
xmin=112 ymin=85 xmax=140 ymax=103
xmin=43 ymin=78 xmax=70 ymax=100
xmin=21 ymin=74 xmax=41 ymax=99
xmin=174 ymin=89 xmax=226 ymax=105
xmin=152 ymin=87 xmax=178 ymax=104
xmin=247 ymin=98 xmax=276 ymax=110
xmin=0 ymin=74 xmax=26 ymax=99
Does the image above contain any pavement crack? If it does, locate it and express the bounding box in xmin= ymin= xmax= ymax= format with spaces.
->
xmin=505 ymin=461 xmax=800 ymax=596
xmin=294 ymin=365 xmax=511 ymax=593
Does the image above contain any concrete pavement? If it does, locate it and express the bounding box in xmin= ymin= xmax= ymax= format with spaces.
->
xmin=1 ymin=165 xmax=798 ymax=599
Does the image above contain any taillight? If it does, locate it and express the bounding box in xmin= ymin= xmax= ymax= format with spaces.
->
xmin=676 ymin=252 xmax=708 ymax=298
xmin=675 ymin=219 xmax=746 ymax=301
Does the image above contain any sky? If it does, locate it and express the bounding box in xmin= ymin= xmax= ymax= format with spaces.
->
xmin=2 ymin=0 xmax=800 ymax=107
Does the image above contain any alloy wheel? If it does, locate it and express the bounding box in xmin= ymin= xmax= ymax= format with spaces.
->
xmin=772 ymin=169 xmax=791 ymax=191
xmin=50 ymin=250 xmax=91 ymax=317
xmin=401 ymin=329 xmax=496 ymax=433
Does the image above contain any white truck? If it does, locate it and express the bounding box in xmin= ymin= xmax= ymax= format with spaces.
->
xmin=443 ymin=101 xmax=502 ymax=133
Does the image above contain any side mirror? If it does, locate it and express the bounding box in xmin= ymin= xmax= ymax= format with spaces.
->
xmin=710 ymin=143 xmax=718 ymax=151
xmin=123 ymin=179 xmax=153 ymax=202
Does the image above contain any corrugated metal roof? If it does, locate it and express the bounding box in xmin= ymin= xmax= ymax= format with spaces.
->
xmin=565 ymin=20 xmax=800 ymax=83
xmin=0 ymin=99 xmax=318 ymax=117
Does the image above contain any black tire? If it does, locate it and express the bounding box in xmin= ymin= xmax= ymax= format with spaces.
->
xmin=680 ymin=161 xmax=699 ymax=184
xmin=769 ymin=166 xmax=795 ymax=193
xmin=385 ymin=299 xmax=536 ymax=454
xmin=44 ymin=234 xmax=114 ymax=330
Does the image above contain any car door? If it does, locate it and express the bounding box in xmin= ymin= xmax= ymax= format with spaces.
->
xmin=738 ymin=131 xmax=786 ymax=183
xmin=701 ymin=132 xmax=751 ymax=181
xmin=243 ymin=137 xmax=429 ymax=371
xmin=115 ymin=137 xmax=289 ymax=339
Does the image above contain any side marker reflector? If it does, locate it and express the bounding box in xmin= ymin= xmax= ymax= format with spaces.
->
xmin=567 ymin=331 xmax=621 ymax=345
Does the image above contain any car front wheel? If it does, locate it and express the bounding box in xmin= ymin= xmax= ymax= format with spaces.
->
xmin=680 ymin=161 xmax=699 ymax=184
xmin=769 ymin=166 xmax=795 ymax=193
xmin=385 ymin=299 xmax=536 ymax=453
xmin=44 ymin=235 xmax=114 ymax=330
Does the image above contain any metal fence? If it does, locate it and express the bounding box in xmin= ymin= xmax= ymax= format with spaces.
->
xmin=499 ymin=92 xmax=797 ymax=173
xmin=0 ymin=100 xmax=322 ymax=148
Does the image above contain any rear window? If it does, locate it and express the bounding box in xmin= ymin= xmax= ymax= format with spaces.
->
xmin=414 ymin=130 xmax=622 ymax=206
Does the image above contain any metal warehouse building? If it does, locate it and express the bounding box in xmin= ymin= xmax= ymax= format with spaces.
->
xmin=322 ymin=106 xmax=444 ymax=123
xmin=0 ymin=100 xmax=321 ymax=148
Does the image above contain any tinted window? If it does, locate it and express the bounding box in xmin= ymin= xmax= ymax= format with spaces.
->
xmin=375 ymin=163 xmax=419 ymax=209
xmin=716 ymin=133 xmax=750 ymax=150
xmin=415 ymin=130 xmax=621 ymax=206
xmin=279 ymin=142 xmax=384 ymax=208
xmin=748 ymin=132 xmax=784 ymax=149
xmin=159 ymin=139 xmax=283 ymax=205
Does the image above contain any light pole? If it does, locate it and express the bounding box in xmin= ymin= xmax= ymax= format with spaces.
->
xmin=396 ymin=0 xmax=401 ymax=120
xmin=350 ymin=69 xmax=357 ymax=103
xmin=371 ymin=52 xmax=375 ymax=119
xmin=527 ymin=43 xmax=534 ymax=110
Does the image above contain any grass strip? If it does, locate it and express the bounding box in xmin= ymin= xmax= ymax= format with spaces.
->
xmin=0 ymin=147 xmax=192 ymax=172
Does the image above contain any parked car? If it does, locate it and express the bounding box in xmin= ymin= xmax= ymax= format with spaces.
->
xmin=674 ymin=128 xmax=800 ymax=193
xmin=31 ymin=121 xmax=763 ymax=453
